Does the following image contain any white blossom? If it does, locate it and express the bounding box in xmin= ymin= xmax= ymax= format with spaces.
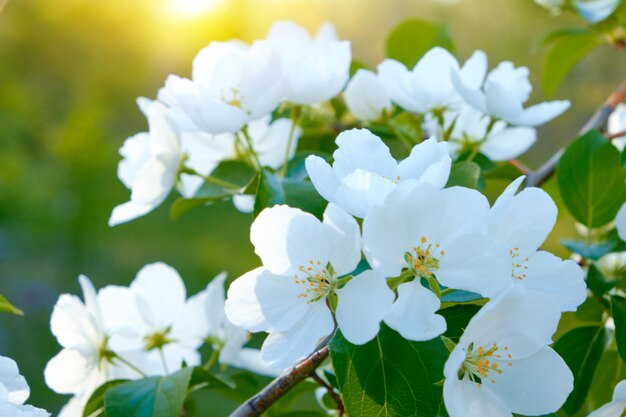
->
xmin=266 ymin=21 xmax=351 ymax=105
xmin=225 ymin=204 xmax=394 ymax=368
xmin=344 ymin=69 xmax=392 ymax=121
xmin=0 ymin=356 xmax=48 ymax=417
xmin=443 ymin=286 xmax=573 ymax=417
xmin=362 ymin=181 xmax=511 ymax=340
xmin=575 ymin=0 xmax=620 ymax=22
xmin=306 ymin=129 xmax=451 ymax=218
xmin=588 ymin=380 xmax=626 ymax=417
xmin=608 ymin=103 xmax=626 ymax=151
xmin=163 ymin=41 xmax=285 ymax=134
xmin=489 ymin=176 xmax=586 ymax=311
xmin=378 ymin=47 xmax=487 ymax=114
xmin=452 ymin=60 xmax=570 ymax=127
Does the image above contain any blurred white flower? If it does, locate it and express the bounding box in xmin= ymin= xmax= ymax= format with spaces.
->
xmin=608 ymin=103 xmax=626 ymax=151
xmin=98 ymin=263 xmax=203 ymax=376
xmin=534 ymin=0 xmax=566 ymax=9
xmin=452 ymin=60 xmax=570 ymax=127
xmin=0 ymin=356 xmax=48 ymax=417
xmin=596 ymin=252 xmax=626 ymax=279
xmin=443 ymin=286 xmax=572 ymax=417
xmin=362 ymin=181 xmax=511 ymax=340
xmin=588 ymin=380 xmax=626 ymax=417
xmin=225 ymin=204 xmax=393 ymax=368
xmin=247 ymin=116 xmax=302 ymax=170
xmin=378 ymin=47 xmax=487 ymax=114
xmin=163 ymin=41 xmax=285 ymax=133
xmin=110 ymin=100 xmax=234 ymax=226
xmin=266 ymin=21 xmax=351 ymax=105
xmin=489 ymin=176 xmax=586 ymax=311
xmin=306 ymin=129 xmax=451 ymax=218
xmin=575 ymin=0 xmax=620 ymax=22
xmin=344 ymin=69 xmax=392 ymax=121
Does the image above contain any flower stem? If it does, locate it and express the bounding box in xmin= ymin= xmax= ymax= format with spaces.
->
xmin=114 ymin=354 xmax=147 ymax=378
xmin=202 ymin=349 xmax=220 ymax=371
xmin=310 ymin=371 xmax=344 ymax=416
xmin=279 ymin=106 xmax=302 ymax=178
xmin=159 ymin=347 xmax=169 ymax=375
xmin=240 ymin=126 xmax=262 ymax=169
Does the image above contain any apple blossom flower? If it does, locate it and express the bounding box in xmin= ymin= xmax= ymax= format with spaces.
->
xmin=378 ymin=47 xmax=487 ymax=114
xmin=575 ymin=0 xmax=620 ymax=23
xmin=489 ymin=176 xmax=587 ymax=311
xmin=109 ymin=101 xmax=235 ymax=226
xmin=344 ymin=69 xmax=392 ymax=121
xmin=588 ymin=380 xmax=626 ymax=417
xmin=452 ymin=60 xmax=570 ymax=127
xmin=445 ymin=106 xmax=537 ymax=161
xmin=443 ymin=285 xmax=573 ymax=417
xmin=163 ymin=41 xmax=285 ymax=134
xmin=608 ymin=103 xmax=626 ymax=151
xmin=362 ymin=181 xmax=511 ymax=340
xmin=617 ymin=202 xmax=626 ymax=241
xmin=596 ymin=252 xmax=626 ymax=279
xmin=266 ymin=21 xmax=351 ymax=105
xmin=45 ymin=276 xmax=143 ymax=416
xmin=182 ymin=273 xmax=281 ymax=377
xmin=0 ymin=356 xmax=49 ymax=417
xmin=305 ymin=129 xmax=451 ymax=218
xmin=225 ymin=204 xmax=394 ymax=368
xmin=98 ymin=262 xmax=203 ymax=376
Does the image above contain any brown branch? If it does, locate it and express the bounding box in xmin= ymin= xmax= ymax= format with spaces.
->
xmin=310 ymin=371 xmax=345 ymax=416
xmin=525 ymin=79 xmax=626 ymax=188
xmin=607 ymin=130 xmax=626 ymax=140
xmin=228 ymin=346 xmax=330 ymax=417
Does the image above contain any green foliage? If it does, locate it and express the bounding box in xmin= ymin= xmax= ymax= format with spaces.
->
xmin=553 ymin=326 xmax=611 ymax=415
xmin=446 ymin=161 xmax=480 ymax=189
xmin=587 ymin=264 xmax=617 ymax=297
xmin=83 ymin=380 xmax=129 ymax=417
xmin=541 ymin=30 xmax=602 ymax=97
xmin=611 ymin=295 xmax=626 ymax=362
xmin=562 ymin=232 xmax=623 ymax=260
xmin=0 ymin=294 xmax=23 ymax=315
xmin=253 ymin=169 xmax=327 ymax=219
xmin=104 ymin=368 xmax=192 ymax=417
xmin=329 ymin=324 xmax=447 ymax=417
xmin=557 ymin=129 xmax=626 ymax=228
xmin=386 ymin=19 xmax=455 ymax=68
xmin=388 ymin=112 xmax=423 ymax=146
xmin=438 ymin=304 xmax=481 ymax=342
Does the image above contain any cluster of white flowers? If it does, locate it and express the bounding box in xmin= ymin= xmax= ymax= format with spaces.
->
xmin=0 ymin=356 xmax=48 ymax=417
xmin=225 ymin=127 xmax=587 ymax=416
xmin=44 ymin=264 xmax=278 ymax=417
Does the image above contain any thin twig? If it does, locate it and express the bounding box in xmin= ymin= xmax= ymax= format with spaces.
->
xmin=525 ymin=79 xmax=626 ymax=188
xmin=607 ymin=130 xmax=626 ymax=140
xmin=228 ymin=346 xmax=330 ymax=417
xmin=310 ymin=371 xmax=345 ymax=416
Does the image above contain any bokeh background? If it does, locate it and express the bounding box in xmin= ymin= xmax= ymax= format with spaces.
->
xmin=1 ymin=0 xmax=625 ymax=414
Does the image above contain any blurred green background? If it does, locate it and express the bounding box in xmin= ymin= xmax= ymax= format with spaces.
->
xmin=0 ymin=0 xmax=625 ymax=414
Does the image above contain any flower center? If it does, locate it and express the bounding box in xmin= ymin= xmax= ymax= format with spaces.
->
xmin=222 ymin=87 xmax=243 ymax=109
xmin=293 ymin=260 xmax=337 ymax=303
xmin=98 ymin=336 xmax=116 ymax=368
xmin=460 ymin=342 xmax=513 ymax=385
xmin=404 ymin=236 xmax=444 ymax=279
xmin=144 ymin=327 xmax=173 ymax=351
xmin=509 ymin=247 xmax=529 ymax=280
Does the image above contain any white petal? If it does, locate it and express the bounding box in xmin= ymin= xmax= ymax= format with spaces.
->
xmin=335 ymin=270 xmax=394 ymax=344
xmin=224 ymin=267 xmax=308 ymax=333
xmin=117 ymin=133 xmax=151 ymax=189
xmin=333 ymin=169 xmax=397 ymax=218
xmin=575 ymin=0 xmax=620 ymax=23
xmin=506 ymin=100 xmax=571 ymax=127
xmin=260 ymin=301 xmax=334 ymax=368
xmin=44 ymin=350 xmax=98 ymax=395
xmin=522 ymin=251 xmax=586 ymax=312
xmin=50 ymin=294 xmax=99 ymax=351
xmin=489 ymin=347 xmax=573 ymax=415
xmin=484 ymin=81 xmax=525 ymax=121
xmin=395 ymin=138 xmax=451 ymax=188
xmin=228 ymin=348 xmax=283 ymax=377
xmin=617 ymin=202 xmax=626 ymax=241
xmin=98 ymin=286 xmax=145 ymax=351
xmin=57 ymin=395 xmax=85 ymax=417
xmin=108 ymin=200 xmax=155 ymax=227
xmin=344 ymin=69 xmax=391 ymax=121
xmin=459 ymin=50 xmax=488 ymax=90
xmin=0 ymin=403 xmax=50 ymax=417
xmin=0 ymin=356 xmax=29 ymax=405
xmin=130 ymin=154 xmax=178 ymax=206
xmin=232 ymin=194 xmax=255 ymax=213
xmin=306 ymin=155 xmax=340 ymax=203
xmin=333 ymin=129 xmax=397 ymax=179
xmin=481 ymin=127 xmax=537 ymax=161
xmin=204 ymin=272 xmax=228 ymax=336
xmin=384 ymin=280 xmax=446 ymax=341
xmin=588 ymin=401 xmax=626 ymax=417
xmin=450 ymin=70 xmax=488 ymax=113
xmin=377 ymin=59 xmax=420 ymax=112
xmin=322 ymin=203 xmax=362 ymax=275
xmin=443 ymin=376 xmax=511 ymax=417
xmin=250 ymin=118 xmax=301 ymax=169
xmin=614 ymin=380 xmax=626 ymax=401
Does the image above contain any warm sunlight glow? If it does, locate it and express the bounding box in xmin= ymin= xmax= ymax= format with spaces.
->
xmin=166 ymin=0 xmax=222 ymax=17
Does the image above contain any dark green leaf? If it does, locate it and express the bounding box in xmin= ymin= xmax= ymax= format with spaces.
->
xmin=587 ymin=264 xmax=617 ymax=297
xmin=208 ymin=160 xmax=257 ymax=190
xmin=0 ymin=294 xmax=23 ymax=315
xmin=622 ymin=146 xmax=626 ymax=167
xmin=439 ymin=304 xmax=481 ymax=342
xmin=83 ymin=380 xmax=129 ymax=417
xmin=440 ymin=289 xmax=482 ymax=303
xmin=188 ymin=367 xmax=234 ymax=391
xmin=286 ymin=151 xmax=331 ymax=181
xmin=254 ymin=170 xmax=327 ymax=219
xmin=557 ymin=130 xmax=626 ymax=228
xmin=446 ymin=161 xmax=480 ymax=189
xmin=170 ymin=195 xmax=231 ymax=220
xmin=553 ymin=326 xmax=611 ymax=415
xmin=541 ymin=31 xmax=602 ymax=97
xmin=105 ymin=368 xmax=192 ymax=417
xmin=588 ymin=349 xmax=626 ymax=410
xmin=611 ymin=295 xmax=626 ymax=362
xmin=386 ymin=19 xmax=455 ymax=68
xmin=575 ymin=297 xmax=605 ymax=323
xmin=329 ymin=324 xmax=447 ymax=417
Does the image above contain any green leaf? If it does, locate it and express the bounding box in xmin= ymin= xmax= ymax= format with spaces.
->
xmin=0 ymin=294 xmax=23 ymax=315
xmin=439 ymin=304 xmax=481 ymax=342
xmin=553 ymin=326 xmax=611 ymax=415
xmin=621 ymin=146 xmax=626 ymax=167
xmin=254 ymin=169 xmax=327 ymax=219
xmin=446 ymin=161 xmax=480 ymax=189
xmin=188 ymin=367 xmax=234 ymax=391
xmin=562 ymin=237 xmax=620 ymax=260
xmin=541 ymin=31 xmax=602 ymax=97
xmin=386 ymin=19 xmax=455 ymax=68
xmin=587 ymin=264 xmax=617 ymax=297
xmin=611 ymin=295 xmax=626 ymax=362
xmin=388 ymin=112 xmax=423 ymax=145
xmin=105 ymin=368 xmax=192 ymax=417
xmin=83 ymin=380 xmax=129 ymax=417
xmin=329 ymin=324 xmax=448 ymax=417
xmin=557 ymin=130 xmax=626 ymax=228
xmin=170 ymin=195 xmax=231 ymax=220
